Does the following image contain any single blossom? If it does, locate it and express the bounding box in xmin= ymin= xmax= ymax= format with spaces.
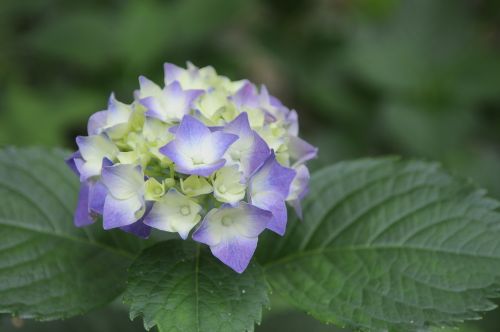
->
xmin=72 ymin=134 xmax=118 ymax=181
xmin=192 ymin=202 xmax=272 ymax=273
xmin=139 ymin=78 xmax=204 ymax=123
xmin=164 ymin=62 xmax=206 ymax=90
xmin=160 ymin=115 xmax=238 ymax=176
xmin=88 ymin=93 xmax=138 ymax=139
xmin=144 ymin=189 xmax=202 ymax=239
xmin=101 ymin=164 xmax=146 ymax=230
xmin=248 ymin=152 xmax=296 ymax=235
xmin=212 ymin=166 xmax=246 ymax=203
xmin=222 ymin=112 xmax=270 ymax=178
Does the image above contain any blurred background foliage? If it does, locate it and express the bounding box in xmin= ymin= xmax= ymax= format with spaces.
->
xmin=1 ymin=0 xmax=500 ymax=331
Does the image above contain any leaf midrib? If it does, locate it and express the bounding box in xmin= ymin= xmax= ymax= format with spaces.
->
xmin=0 ymin=217 xmax=135 ymax=260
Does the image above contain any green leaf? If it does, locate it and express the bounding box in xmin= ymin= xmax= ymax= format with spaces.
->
xmin=1 ymin=305 xmax=144 ymax=332
xmin=263 ymin=158 xmax=500 ymax=331
xmin=0 ymin=147 xmax=143 ymax=320
xmin=124 ymin=240 xmax=270 ymax=332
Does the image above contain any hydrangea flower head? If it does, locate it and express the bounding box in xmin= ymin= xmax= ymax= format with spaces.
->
xmin=67 ymin=62 xmax=317 ymax=273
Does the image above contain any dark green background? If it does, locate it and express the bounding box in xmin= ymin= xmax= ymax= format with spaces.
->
xmin=1 ymin=0 xmax=500 ymax=331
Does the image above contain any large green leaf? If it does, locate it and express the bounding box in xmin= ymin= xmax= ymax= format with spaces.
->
xmin=0 ymin=147 xmax=143 ymax=320
xmin=124 ymin=240 xmax=270 ymax=332
xmin=263 ymin=158 xmax=500 ymax=331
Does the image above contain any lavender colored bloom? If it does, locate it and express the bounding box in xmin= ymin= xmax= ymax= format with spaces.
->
xmin=73 ymin=180 xmax=108 ymax=227
xmin=222 ymin=112 xmax=270 ymax=178
xmin=65 ymin=151 xmax=81 ymax=176
xmin=231 ymin=82 xmax=260 ymax=110
xmin=288 ymin=136 xmax=318 ymax=166
xmin=88 ymin=93 xmax=134 ymax=139
xmin=248 ymin=152 xmax=296 ymax=235
xmin=140 ymin=80 xmax=203 ymax=123
xmin=73 ymin=134 xmax=118 ymax=181
xmin=164 ymin=63 xmax=187 ymax=85
xmin=160 ymin=115 xmax=238 ymax=177
xmin=120 ymin=221 xmax=152 ymax=239
xmin=101 ymin=164 xmax=146 ymax=230
xmin=192 ymin=202 xmax=271 ymax=273
xmin=67 ymin=62 xmax=317 ymax=273
xmin=74 ymin=182 xmax=92 ymax=227
xmin=120 ymin=202 xmax=153 ymax=239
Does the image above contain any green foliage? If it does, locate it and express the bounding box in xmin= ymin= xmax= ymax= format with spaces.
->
xmin=1 ymin=305 xmax=144 ymax=332
xmin=3 ymin=148 xmax=500 ymax=332
xmin=124 ymin=240 xmax=270 ymax=332
xmin=263 ymin=158 xmax=500 ymax=331
xmin=0 ymin=147 xmax=143 ymax=320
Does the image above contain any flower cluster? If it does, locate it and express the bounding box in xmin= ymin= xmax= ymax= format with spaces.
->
xmin=67 ymin=62 xmax=317 ymax=273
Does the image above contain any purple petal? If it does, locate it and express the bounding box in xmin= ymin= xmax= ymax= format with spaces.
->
xmin=120 ymin=222 xmax=152 ymax=239
xmin=88 ymin=181 xmax=108 ymax=215
xmin=233 ymin=203 xmax=271 ymax=237
xmin=103 ymin=195 xmax=145 ymax=230
xmin=207 ymin=131 xmax=239 ymax=160
xmin=249 ymin=152 xmax=296 ymax=199
xmin=192 ymin=202 xmax=271 ymax=273
xmin=211 ymin=237 xmax=258 ymax=273
xmin=172 ymin=115 xmax=211 ymax=149
xmin=288 ymin=136 xmax=318 ymax=166
xmin=168 ymin=125 xmax=179 ymax=134
xmin=161 ymin=140 xmax=227 ymax=177
xmin=248 ymin=153 xmax=295 ymax=235
xmin=261 ymin=85 xmax=284 ymax=108
xmin=140 ymin=96 xmax=164 ymax=120
xmin=142 ymin=82 xmax=204 ymax=122
xmin=74 ymin=158 xmax=95 ymax=182
xmin=160 ymin=141 xmax=194 ymax=170
xmin=164 ymin=81 xmax=204 ymax=111
xmin=231 ymin=82 xmax=260 ymax=109
xmin=160 ymin=115 xmax=237 ymax=176
xmin=65 ymin=151 xmax=81 ymax=176
xmin=224 ymin=113 xmax=271 ymax=177
xmin=87 ymin=111 xmax=107 ymax=135
xmin=74 ymin=182 xmax=93 ymax=227
xmin=164 ymin=63 xmax=185 ymax=85
xmin=138 ymin=75 xmax=161 ymax=97
xmin=248 ymin=133 xmax=271 ymax=174
xmin=225 ymin=112 xmax=252 ymax=136
xmin=120 ymin=202 xmax=153 ymax=239
xmin=101 ymin=164 xmax=144 ymax=200
xmin=249 ymin=192 xmax=288 ymax=235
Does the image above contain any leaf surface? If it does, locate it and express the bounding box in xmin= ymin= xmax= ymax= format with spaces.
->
xmin=0 ymin=147 xmax=143 ymax=320
xmin=264 ymin=158 xmax=500 ymax=331
xmin=125 ymin=240 xmax=269 ymax=332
